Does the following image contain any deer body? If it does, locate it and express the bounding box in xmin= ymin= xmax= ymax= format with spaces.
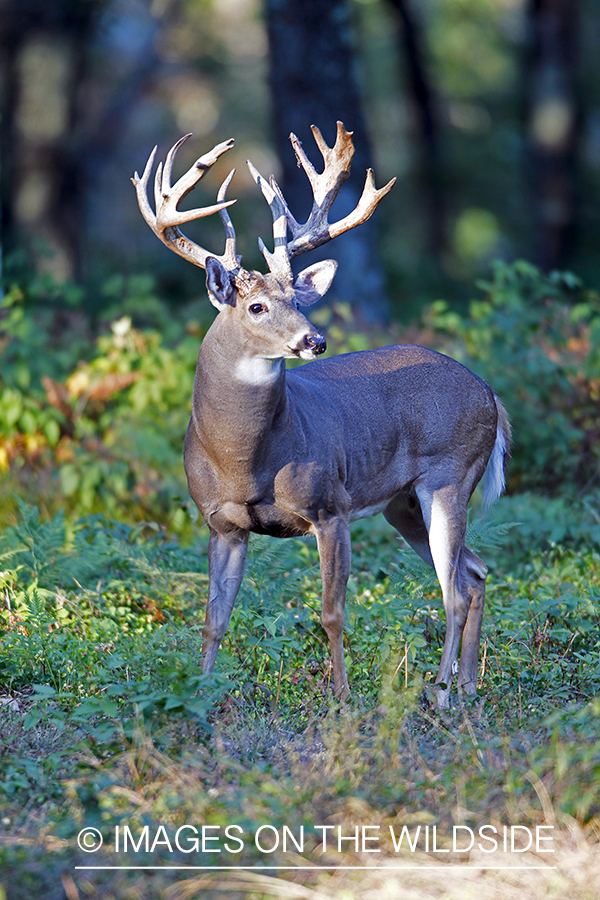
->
xmin=187 ymin=340 xmax=499 ymax=537
xmin=133 ymin=123 xmax=510 ymax=705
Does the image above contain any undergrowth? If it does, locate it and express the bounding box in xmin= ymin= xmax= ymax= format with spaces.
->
xmin=1 ymin=260 xmax=600 ymax=898
xmin=1 ymin=500 xmax=599 ymax=834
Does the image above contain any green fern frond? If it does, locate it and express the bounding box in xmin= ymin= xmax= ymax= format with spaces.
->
xmin=466 ymin=518 xmax=518 ymax=552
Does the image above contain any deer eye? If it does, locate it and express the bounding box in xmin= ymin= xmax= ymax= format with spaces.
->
xmin=248 ymin=303 xmax=266 ymax=315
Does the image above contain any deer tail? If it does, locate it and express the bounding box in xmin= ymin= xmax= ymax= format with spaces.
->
xmin=481 ymin=397 xmax=511 ymax=508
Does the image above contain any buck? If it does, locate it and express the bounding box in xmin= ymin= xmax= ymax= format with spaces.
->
xmin=132 ymin=122 xmax=510 ymax=707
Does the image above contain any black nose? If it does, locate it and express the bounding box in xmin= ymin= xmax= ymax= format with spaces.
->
xmin=305 ymin=333 xmax=327 ymax=355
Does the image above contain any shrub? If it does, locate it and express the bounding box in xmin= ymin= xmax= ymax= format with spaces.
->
xmin=422 ymin=259 xmax=600 ymax=491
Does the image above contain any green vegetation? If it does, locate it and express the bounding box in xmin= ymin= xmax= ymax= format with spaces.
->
xmin=1 ymin=261 xmax=600 ymax=898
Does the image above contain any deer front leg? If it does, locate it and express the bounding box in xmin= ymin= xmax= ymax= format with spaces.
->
xmin=202 ymin=527 xmax=249 ymax=673
xmin=314 ymin=517 xmax=352 ymax=700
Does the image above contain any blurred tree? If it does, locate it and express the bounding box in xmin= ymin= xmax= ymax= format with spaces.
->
xmin=0 ymin=0 xmax=174 ymax=286
xmin=265 ymin=0 xmax=390 ymax=323
xmin=385 ymin=0 xmax=447 ymax=261
xmin=0 ymin=0 xmax=106 ymax=281
xmin=524 ymin=0 xmax=581 ymax=271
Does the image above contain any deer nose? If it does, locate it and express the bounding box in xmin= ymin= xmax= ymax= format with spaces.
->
xmin=305 ymin=333 xmax=327 ymax=355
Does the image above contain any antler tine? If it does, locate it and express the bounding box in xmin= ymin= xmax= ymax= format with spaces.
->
xmin=309 ymin=122 xmax=333 ymax=160
xmin=326 ymin=168 xmax=397 ymax=243
xmin=289 ymin=132 xmax=320 ymax=196
xmin=153 ymin=160 xmax=164 ymax=219
xmin=279 ymin=121 xmax=396 ymax=259
xmin=131 ymin=135 xmax=240 ymax=272
xmin=247 ymin=159 xmax=293 ymax=282
xmin=155 ymin=136 xmax=237 ymax=231
xmin=290 ymin=121 xmax=353 ymax=208
xmin=269 ymin=175 xmax=300 ymax=233
xmin=132 ymin=145 xmax=159 ymax=230
xmin=161 ymin=133 xmax=193 ymax=197
xmin=217 ymin=168 xmax=242 ymax=271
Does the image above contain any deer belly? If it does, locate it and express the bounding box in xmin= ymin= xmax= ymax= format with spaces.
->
xmin=349 ymin=500 xmax=389 ymax=522
xmin=210 ymin=500 xmax=310 ymax=539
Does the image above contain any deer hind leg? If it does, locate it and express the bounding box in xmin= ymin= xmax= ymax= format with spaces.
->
xmin=313 ymin=517 xmax=352 ymax=700
xmin=415 ymin=485 xmax=487 ymax=708
xmin=384 ymin=490 xmax=434 ymax=566
xmin=455 ymin=546 xmax=487 ymax=696
xmin=202 ymin=528 xmax=249 ymax=673
xmin=385 ymin=490 xmax=465 ymax=706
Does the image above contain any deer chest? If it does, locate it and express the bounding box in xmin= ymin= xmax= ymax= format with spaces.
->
xmin=207 ymin=498 xmax=310 ymax=539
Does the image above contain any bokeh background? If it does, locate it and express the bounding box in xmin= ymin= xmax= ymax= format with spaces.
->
xmin=1 ymin=0 xmax=598 ymax=322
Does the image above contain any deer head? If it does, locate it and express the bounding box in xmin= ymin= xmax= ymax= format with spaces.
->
xmin=132 ymin=123 xmax=396 ymax=361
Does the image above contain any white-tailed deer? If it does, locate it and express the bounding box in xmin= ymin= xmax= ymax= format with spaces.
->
xmin=132 ymin=122 xmax=510 ymax=707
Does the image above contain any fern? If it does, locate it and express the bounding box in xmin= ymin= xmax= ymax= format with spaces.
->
xmin=1 ymin=501 xmax=117 ymax=590
xmin=238 ymin=534 xmax=318 ymax=617
xmin=466 ymin=517 xmax=518 ymax=552
xmin=6 ymin=500 xmax=68 ymax=583
xmin=387 ymin=549 xmax=438 ymax=600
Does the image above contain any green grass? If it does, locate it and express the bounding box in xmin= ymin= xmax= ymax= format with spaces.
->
xmin=1 ymin=497 xmax=600 ymax=899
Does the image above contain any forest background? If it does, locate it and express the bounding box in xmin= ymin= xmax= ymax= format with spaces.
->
xmin=1 ymin=2 xmax=600 ymax=899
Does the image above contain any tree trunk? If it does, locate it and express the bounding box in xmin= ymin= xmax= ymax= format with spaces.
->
xmin=0 ymin=21 xmax=21 ymax=271
xmin=265 ymin=0 xmax=390 ymax=324
xmin=524 ymin=0 xmax=580 ymax=271
xmin=0 ymin=0 xmax=102 ymax=281
xmin=386 ymin=0 xmax=447 ymax=261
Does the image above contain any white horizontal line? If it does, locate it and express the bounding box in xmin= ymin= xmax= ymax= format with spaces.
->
xmin=75 ymin=865 xmax=557 ymax=871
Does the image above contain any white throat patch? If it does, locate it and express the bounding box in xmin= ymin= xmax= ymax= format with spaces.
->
xmin=235 ymin=357 xmax=282 ymax=386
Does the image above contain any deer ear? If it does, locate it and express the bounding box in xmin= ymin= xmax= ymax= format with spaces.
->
xmin=206 ymin=257 xmax=235 ymax=309
xmin=293 ymin=260 xmax=338 ymax=306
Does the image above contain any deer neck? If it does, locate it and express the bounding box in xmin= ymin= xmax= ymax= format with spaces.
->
xmin=190 ymin=316 xmax=288 ymax=467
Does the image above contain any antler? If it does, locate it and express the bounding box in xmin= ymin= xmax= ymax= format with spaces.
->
xmin=133 ymin=125 xmax=395 ymax=287
xmin=131 ymin=134 xmax=241 ymax=272
xmin=250 ymin=121 xmax=396 ymax=275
